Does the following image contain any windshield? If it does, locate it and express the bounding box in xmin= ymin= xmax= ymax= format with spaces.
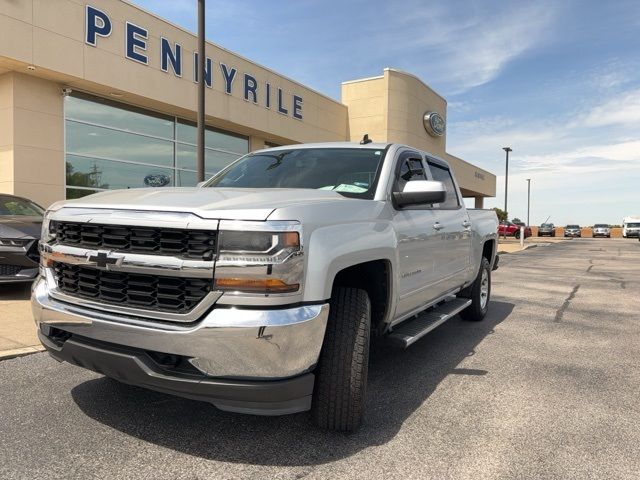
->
xmin=567 ymin=225 xmax=580 ymax=229
xmin=541 ymin=223 xmax=553 ymax=228
xmin=205 ymin=147 xmax=386 ymax=199
xmin=627 ymin=223 xmax=640 ymax=228
xmin=0 ymin=196 xmax=44 ymax=216
xmin=594 ymin=224 xmax=608 ymax=228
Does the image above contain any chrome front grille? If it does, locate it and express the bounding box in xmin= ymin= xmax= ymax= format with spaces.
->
xmin=53 ymin=262 xmax=213 ymax=314
xmin=51 ymin=221 xmax=217 ymax=260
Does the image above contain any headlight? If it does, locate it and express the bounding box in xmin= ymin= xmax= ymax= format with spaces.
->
xmin=41 ymin=210 xmax=58 ymax=244
xmin=217 ymin=230 xmax=300 ymax=263
xmin=214 ymin=223 xmax=303 ymax=295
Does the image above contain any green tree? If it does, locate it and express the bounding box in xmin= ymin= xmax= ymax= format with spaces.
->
xmin=492 ymin=207 xmax=508 ymax=223
xmin=66 ymin=162 xmax=109 ymax=189
xmin=512 ymin=217 xmax=522 ymax=224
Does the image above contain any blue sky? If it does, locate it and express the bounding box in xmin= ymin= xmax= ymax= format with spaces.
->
xmin=130 ymin=0 xmax=640 ymax=225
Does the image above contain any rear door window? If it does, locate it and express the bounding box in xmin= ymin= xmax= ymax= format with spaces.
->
xmin=427 ymin=162 xmax=460 ymax=208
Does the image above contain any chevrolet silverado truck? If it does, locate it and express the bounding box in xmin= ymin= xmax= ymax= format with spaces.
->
xmin=32 ymin=142 xmax=498 ymax=432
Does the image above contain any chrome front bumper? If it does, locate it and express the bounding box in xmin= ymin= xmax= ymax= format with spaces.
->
xmin=32 ymin=276 xmax=329 ymax=379
xmin=32 ymin=276 xmax=329 ymax=414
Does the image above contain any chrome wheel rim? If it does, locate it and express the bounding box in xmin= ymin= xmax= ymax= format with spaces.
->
xmin=480 ymin=268 xmax=489 ymax=309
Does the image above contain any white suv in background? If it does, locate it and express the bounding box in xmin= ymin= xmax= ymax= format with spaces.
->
xmin=622 ymin=217 xmax=640 ymax=238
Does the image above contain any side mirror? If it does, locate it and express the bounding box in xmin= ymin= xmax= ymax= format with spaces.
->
xmin=393 ymin=180 xmax=446 ymax=208
xmin=196 ymin=181 xmax=207 ymax=188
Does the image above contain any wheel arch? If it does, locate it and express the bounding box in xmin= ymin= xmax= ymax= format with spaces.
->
xmin=331 ymin=259 xmax=393 ymax=335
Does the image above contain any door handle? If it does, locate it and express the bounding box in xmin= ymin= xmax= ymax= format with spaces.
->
xmin=433 ymin=222 xmax=444 ymax=231
xmin=462 ymin=220 xmax=471 ymax=228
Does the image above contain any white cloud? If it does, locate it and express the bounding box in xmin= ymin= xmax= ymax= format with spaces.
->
xmin=516 ymin=140 xmax=640 ymax=174
xmin=582 ymin=88 xmax=640 ymax=127
xmin=449 ymin=83 xmax=640 ymax=172
xmin=384 ymin=1 xmax=558 ymax=93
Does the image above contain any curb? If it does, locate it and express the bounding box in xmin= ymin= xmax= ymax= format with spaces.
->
xmin=0 ymin=345 xmax=45 ymax=361
xmin=498 ymin=244 xmax=539 ymax=255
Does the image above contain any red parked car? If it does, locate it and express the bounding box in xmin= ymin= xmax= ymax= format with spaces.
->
xmin=498 ymin=221 xmax=532 ymax=239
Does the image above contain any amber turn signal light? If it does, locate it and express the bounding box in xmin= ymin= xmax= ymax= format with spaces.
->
xmin=214 ymin=277 xmax=299 ymax=293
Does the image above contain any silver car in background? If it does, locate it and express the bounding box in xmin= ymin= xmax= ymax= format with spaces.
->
xmin=592 ymin=224 xmax=610 ymax=238
xmin=564 ymin=225 xmax=582 ymax=238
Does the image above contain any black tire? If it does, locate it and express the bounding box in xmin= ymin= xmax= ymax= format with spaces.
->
xmin=312 ymin=287 xmax=371 ymax=432
xmin=460 ymin=257 xmax=491 ymax=322
xmin=514 ymin=230 xmax=521 ymax=239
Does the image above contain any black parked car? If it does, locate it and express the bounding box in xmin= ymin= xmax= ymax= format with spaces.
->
xmin=0 ymin=194 xmax=44 ymax=283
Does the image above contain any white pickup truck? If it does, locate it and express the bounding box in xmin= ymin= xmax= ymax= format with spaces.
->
xmin=33 ymin=142 xmax=498 ymax=431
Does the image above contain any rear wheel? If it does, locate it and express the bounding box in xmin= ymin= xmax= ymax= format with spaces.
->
xmin=514 ymin=230 xmax=521 ymax=239
xmin=460 ymin=257 xmax=491 ymax=322
xmin=312 ymin=287 xmax=370 ymax=432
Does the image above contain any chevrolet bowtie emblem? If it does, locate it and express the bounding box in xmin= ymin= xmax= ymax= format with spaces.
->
xmin=87 ymin=251 xmax=122 ymax=268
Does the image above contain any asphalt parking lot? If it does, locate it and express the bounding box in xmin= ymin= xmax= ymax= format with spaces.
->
xmin=1 ymin=238 xmax=639 ymax=479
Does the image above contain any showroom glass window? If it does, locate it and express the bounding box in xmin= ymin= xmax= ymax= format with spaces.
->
xmin=64 ymin=93 xmax=249 ymax=199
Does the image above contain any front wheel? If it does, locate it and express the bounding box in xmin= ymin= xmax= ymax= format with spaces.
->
xmin=460 ymin=257 xmax=491 ymax=322
xmin=312 ymin=287 xmax=371 ymax=432
xmin=514 ymin=231 xmax=521 ymax=239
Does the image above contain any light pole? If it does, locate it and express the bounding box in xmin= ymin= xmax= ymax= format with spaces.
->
xmin=502 ymin=147 xmax=511 ymax=240
xmin=502 ymin=147 xmax=512 ymax=217
xmin=196 ymin=0 xmax=206 ymax=182
xmin=526 ymin=178 xmax=531 ymax=226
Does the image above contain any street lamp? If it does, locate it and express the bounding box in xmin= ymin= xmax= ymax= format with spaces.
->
xmin=502 ymin=147 xmax=512 ymax=240
xmin=526 ymin=178 xmax=531 ymax=226
xmin=502 ymin=147 xmax=512 ymax=217
xmin=196 ymin=0 xmax=206 ymax=182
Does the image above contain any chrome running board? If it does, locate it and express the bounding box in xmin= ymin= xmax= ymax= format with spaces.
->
xmin=387 ymin=297 xmax=472 ymax=348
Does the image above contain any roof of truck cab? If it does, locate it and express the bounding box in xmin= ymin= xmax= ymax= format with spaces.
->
xmin=252 ymin=142 xmax=452 ymax=169
xmin=255 ymin=142 xmax=391 ymax=152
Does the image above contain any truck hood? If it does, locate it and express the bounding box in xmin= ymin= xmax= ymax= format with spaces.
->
xmin=59 ymin=187 xmax=362 ymax=221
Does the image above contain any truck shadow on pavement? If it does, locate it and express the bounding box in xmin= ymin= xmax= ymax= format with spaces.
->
xmin=71 ymin=300 xmax=514 ymax=466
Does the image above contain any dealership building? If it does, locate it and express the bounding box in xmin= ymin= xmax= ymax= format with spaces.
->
xmin=1 ymin=0 xmax=495 ymax=209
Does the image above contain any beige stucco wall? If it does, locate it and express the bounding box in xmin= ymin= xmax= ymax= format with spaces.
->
xmin=341 ymin=75 xmax=387 ymax=143
xmin=342 ymin=69 xmax=447 ymax=156
xmin=385 ymin=69 xmax=448 ymax=157
xmin=0 ymin=74 xmax=13 ymax=189
xmin=342 ymin=69 xmax=495 ymax=198
xmin=446 ymin=153 xmax=496 ymax=199
xmin=0 ymin=72 xmax=65 ymax=207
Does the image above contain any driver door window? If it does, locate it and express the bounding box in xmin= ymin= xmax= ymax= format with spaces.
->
xmin=395 ymin=157 xmax=427 ymax=193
